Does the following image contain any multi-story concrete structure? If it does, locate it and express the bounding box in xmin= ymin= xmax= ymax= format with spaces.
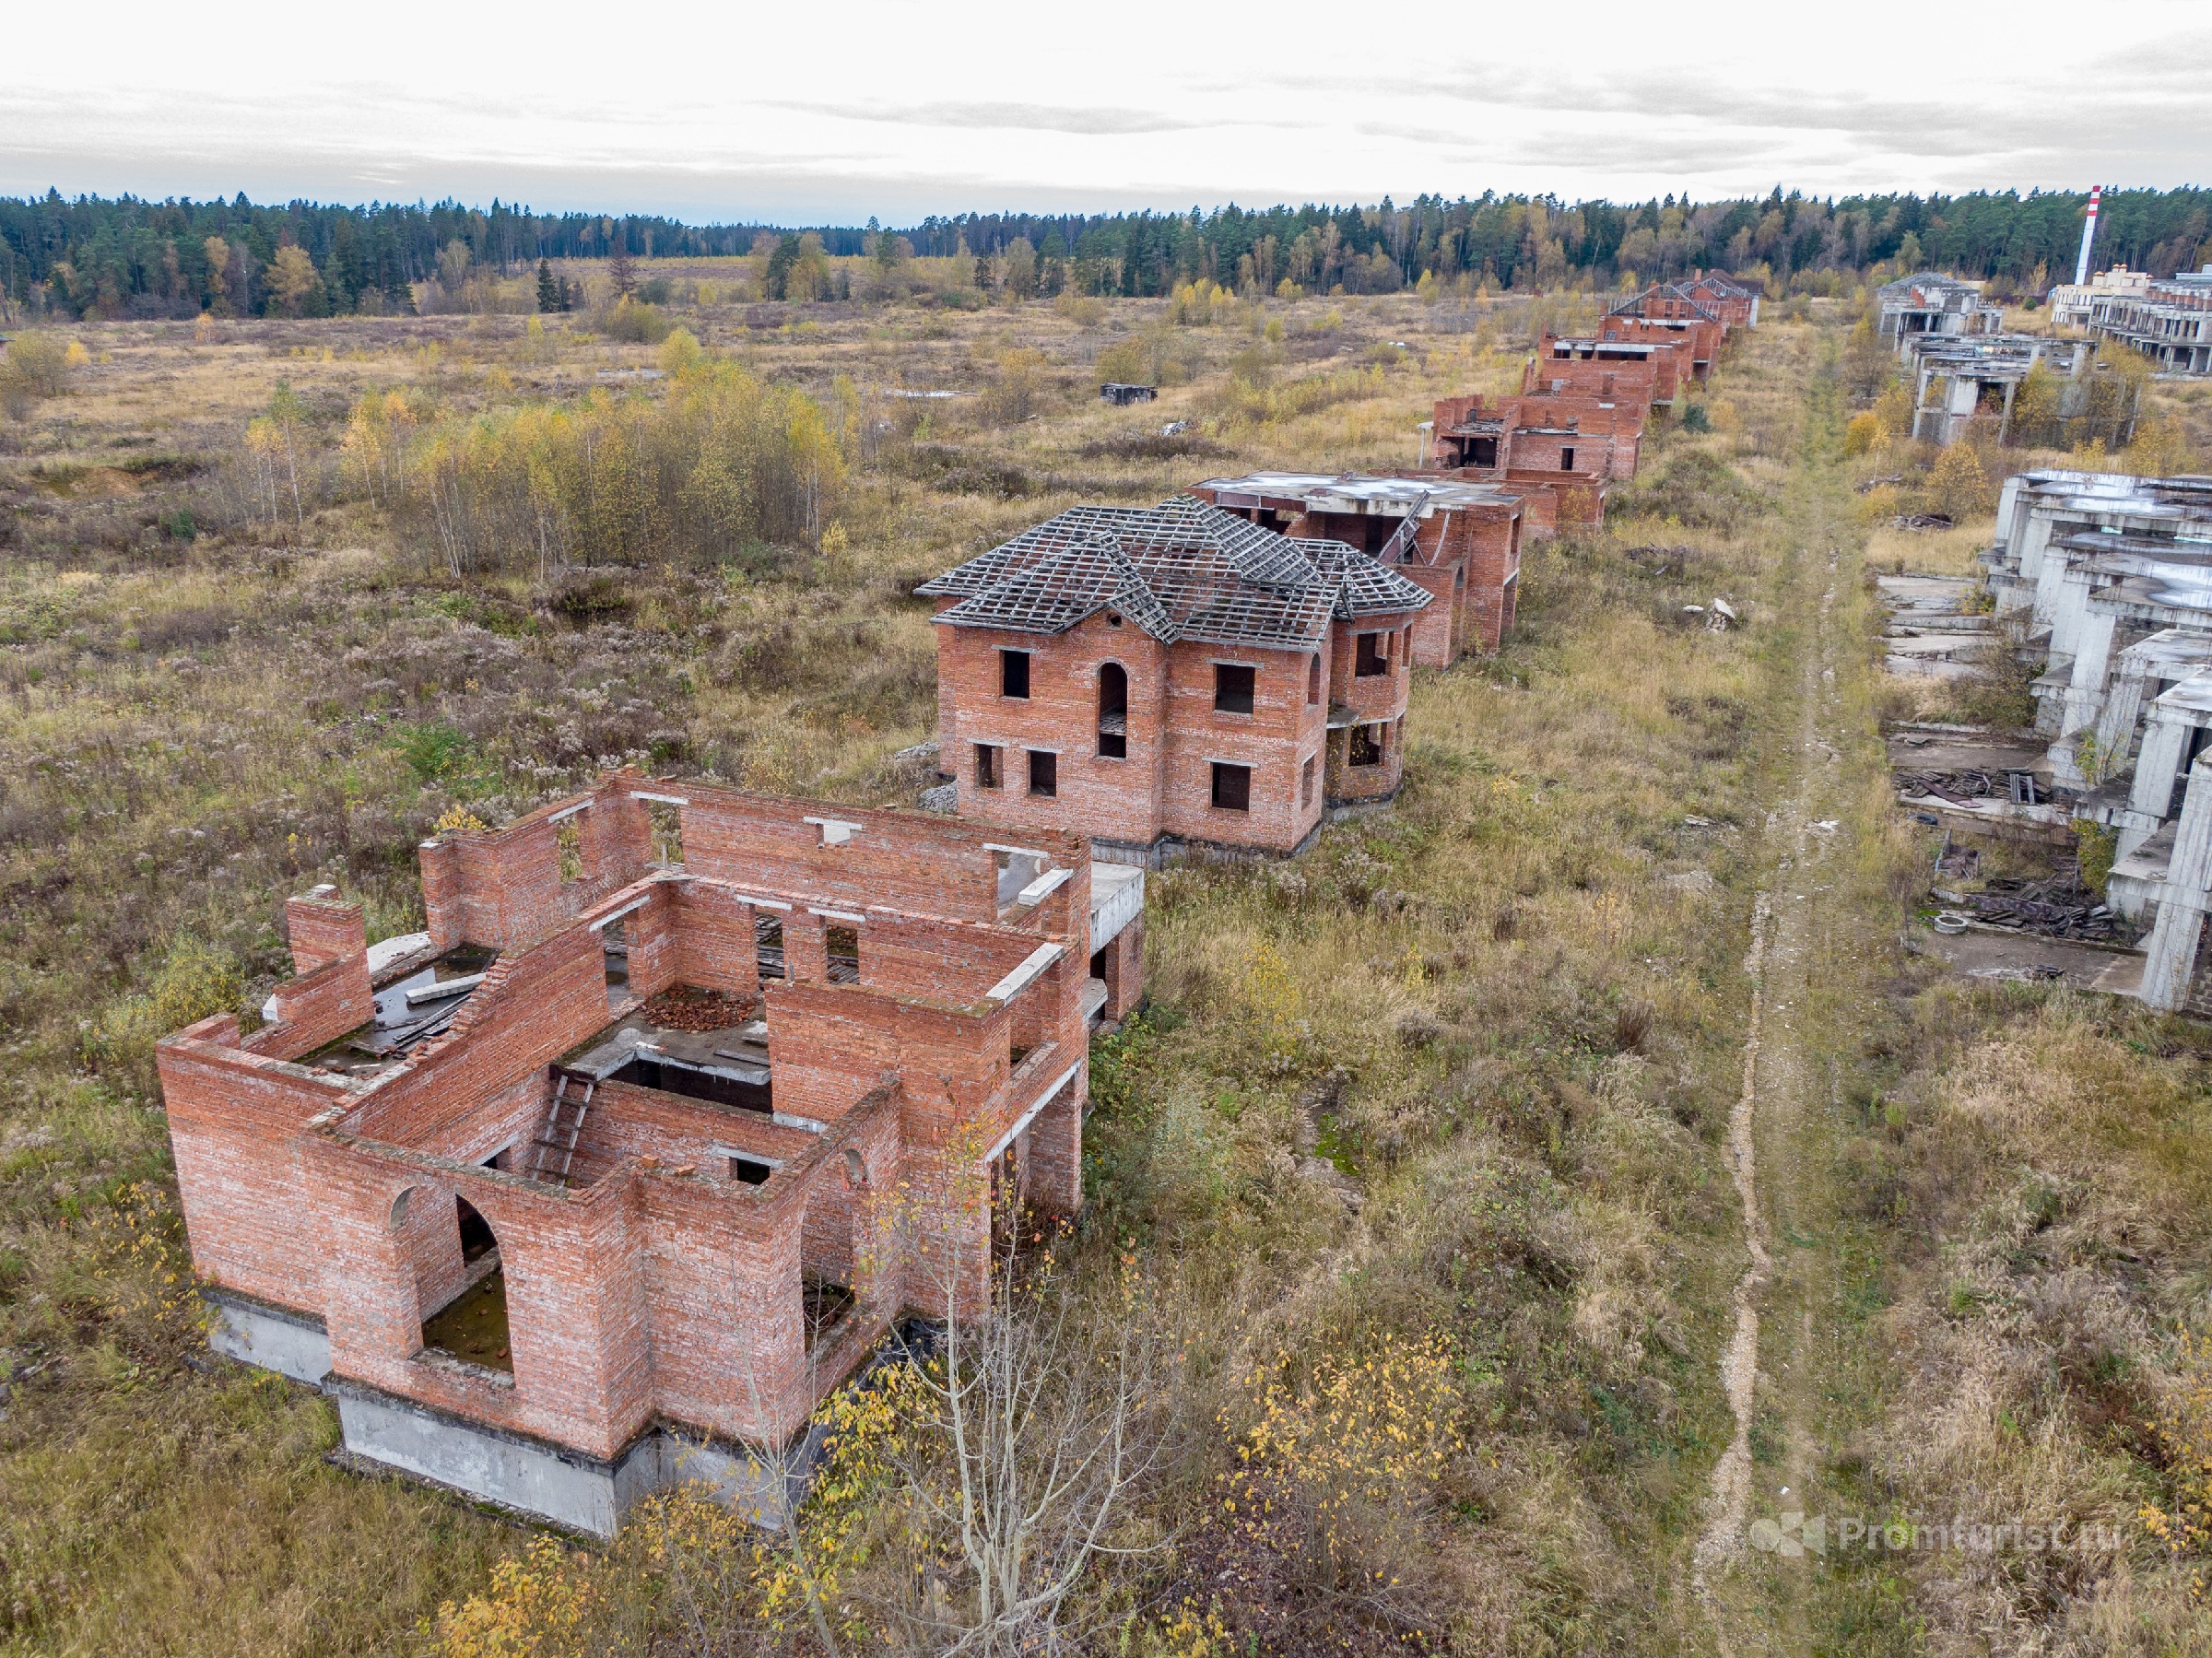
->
xmin=1901 ymin=335 xmax=2089 ymax=446
xmin=160 ymin=773 xmax=1140 ymax=1534
xmin=1973 ymin=468 xmax=2212 ymax=1009
xmin=2088 ymin=266 xmax=2212 ymax=376
xmin=1876 ymin=272 xmax=2004 ymax=345
xmin=918 ymin=496 xmax=1430 ymax=864
xmin=1188 ymin=470 xmax=1525 ymax=663
xmin=2047 ymin=264 xmax=2150 ymax=330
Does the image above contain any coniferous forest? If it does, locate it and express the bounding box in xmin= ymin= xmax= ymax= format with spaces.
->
xmin=6 ymin=183 xmax=2211 ymax=319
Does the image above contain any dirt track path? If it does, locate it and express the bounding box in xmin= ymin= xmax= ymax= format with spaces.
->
xmin=1686 ymin=371 xmax=1868 ymax=1653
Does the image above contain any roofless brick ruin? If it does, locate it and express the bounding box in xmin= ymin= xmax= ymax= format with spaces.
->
xmin=162 ymin=774 xmax=1135 ymax=1533
xmin=162 ymin=282 xmax=1754 ymax=1533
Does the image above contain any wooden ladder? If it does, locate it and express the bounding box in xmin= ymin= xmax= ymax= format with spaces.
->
xmin=532 ymin=1071 xmax=596 ymax=1185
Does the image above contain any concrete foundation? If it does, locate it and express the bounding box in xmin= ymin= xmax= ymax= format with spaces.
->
xmin=329 ymin=1377 xmax=812 ymax=1537
xmin=208 ymin=1290 xmax=815 ymax=1536
xmin=206 ymin=1289 xmax=332 ymax=1385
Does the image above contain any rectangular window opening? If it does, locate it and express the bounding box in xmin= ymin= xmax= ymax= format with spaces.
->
xmin=602 ymin=917 xmax=629 ymax=994
xmin=1211 ymin=761 xmax=1252 ymax=812
xmin=974 ymin=743 xmax=1001 ymax=790
xmin=754 ymin=911 xmax=786 ymax=980
xmin=1028 ymin=749 xmax=1057 ymax=798
xmin=1559 ymin=446 xmax=1576 ymax=472
xmin=1349 ymin=724 xmax=1383 ymax=768
xmin=1300 ymin=756 xmax=1316 ymax=807
xmin=825 ymin=925 xmax=861 ymax=985
xmin=644 ymin=801 xmax=683 ymax=867
xmin=555 ymin=817 xmax=584 ymax=883
xmin=729 ymin=1156 xmax=773 ymax=1186
xmin=1000 ymin=649 xmax=1031 ymax=700
xmin=1214 ymin=663 xmax=1256 ymax=714
xmin=1355 ymin=633 xmax=1387 ymax=676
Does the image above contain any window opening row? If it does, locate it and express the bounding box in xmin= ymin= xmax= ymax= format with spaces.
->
xmin=1000 ymin=650 xmax=1325 ymax=723
xmin=751 ymin=911 xmax=861 ymax=984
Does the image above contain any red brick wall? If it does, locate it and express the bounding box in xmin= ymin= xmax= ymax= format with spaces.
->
xmin=348 ymin=923 xmax=607 ymax=1148
xmin=159 ymin=1014 xmax=359 ymax=1315
xmin=421 ymin=777 xmax=655 ymax=953
xmin=247 ymin=951 xmax=374 ymax=1062
xmin=167 ymin=779 xmax=1100 ymax=1462
xmin=939 ymin=611 xmax=1328 ymax=853
xmin=286 ymin=895 xmax=366 ymax=974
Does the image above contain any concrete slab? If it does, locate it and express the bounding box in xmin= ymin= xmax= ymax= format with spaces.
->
xmin=1921 ymin=923 xmax=2145 ymax=994
xmin=1888 ymin=729 xmax=2050 ymax=777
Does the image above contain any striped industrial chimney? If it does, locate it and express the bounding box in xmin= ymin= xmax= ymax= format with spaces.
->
xmin=2074 ymin=185 xmax=2103 ymax=287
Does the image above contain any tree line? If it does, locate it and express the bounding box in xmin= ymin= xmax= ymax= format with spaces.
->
xmin=7 ymin=184 xmax=2211 ymax=319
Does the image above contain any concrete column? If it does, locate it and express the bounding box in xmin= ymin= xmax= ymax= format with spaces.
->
xmin=2090 ymin=662 xmax=2151 ymax=784
xmin=2130 ymin=711 xmax=2192 ymax=827
xmin=1998 ymin=377 xmax=2018 ymax=443
xmin=2141 ymin=754 xmax=2212 ymax=1009
xmin=2051 ymin=608 xmax=2118 ymax=786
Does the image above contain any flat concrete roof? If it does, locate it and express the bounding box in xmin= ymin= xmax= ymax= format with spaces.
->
xmin=1198 ymin=471 xmax=1524 ymax=514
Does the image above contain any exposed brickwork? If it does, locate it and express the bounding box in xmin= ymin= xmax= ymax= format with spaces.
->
xmin=159 ymin=778 xmax=1116 ymax=1481
xmin=1188 ymin=474 xmax=1524 ymax=666
xmin=285 ymin=894 xmax=366 ymax=974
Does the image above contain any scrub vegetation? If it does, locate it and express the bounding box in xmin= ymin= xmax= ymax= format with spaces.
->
xmin=1 ymin=268 xmax=2208 ymax=1653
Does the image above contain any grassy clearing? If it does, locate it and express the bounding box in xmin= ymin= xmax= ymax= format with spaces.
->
xmin=0 ymin=286 xmax=1853 ymax=1652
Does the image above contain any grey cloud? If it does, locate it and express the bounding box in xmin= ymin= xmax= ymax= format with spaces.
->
xmin=765 ymin=99 xmax=1219 ymax=136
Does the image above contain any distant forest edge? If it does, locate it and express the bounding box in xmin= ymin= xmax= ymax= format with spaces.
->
xmin=6 ymin=185 xmax=2212 ymax=319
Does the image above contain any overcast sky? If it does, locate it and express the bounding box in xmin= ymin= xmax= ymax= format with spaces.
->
xmin=4 ymin=2 xmax=2209 ymax=222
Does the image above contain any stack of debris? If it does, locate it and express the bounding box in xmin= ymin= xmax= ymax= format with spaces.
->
xmin=1899 ymin=768 xmax=2046 ymax=806
xmin=1877 ymin=575 xmax=1992 ymax=679
xmin=1938 ymin=863 xmax=2127 ymax=943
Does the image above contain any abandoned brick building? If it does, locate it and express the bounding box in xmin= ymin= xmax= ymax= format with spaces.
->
xmin=1188 ymin=470 xmax=1524 ymax=663
xmin=160 ymin=772 xmax=1142 ymax=1534
xmin=1421 ymin=391 xmax=1626 ymax=528
xmin=1526 ymin=332 xmax=1683 ymax=408
xmin=918 ymin=495 xmax=1430 ymax=864
xmin=1606 ymin=286 xmax=1732 ymax=382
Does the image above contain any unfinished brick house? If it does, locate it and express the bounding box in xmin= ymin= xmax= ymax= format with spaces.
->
xmin=1605 ymin=287 xmax=1730 ymax=383
xmin=159 ymin=772 xmax=1143 ymax=1535
xmin=1684 ymin=273 xmax=1762 ymax=329
xmin=918 ymin=495 xmax=1431 ymax=864
xmin=1528 ymin=333 xmax=1682 ymax=408
xmin=1421 ymin=392 xmax=1629 ymax=532
xmin=1188 ymin=470 xmax=1524 ymax=663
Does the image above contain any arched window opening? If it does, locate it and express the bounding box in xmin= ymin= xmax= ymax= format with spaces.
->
xmin=799 ymin=1184 xmax=856 ymax=1352
xmin=1097 ymin=663 xmax=1128 ymax=758
xmin=418 ymin=1194 xmax=513 ymax=1373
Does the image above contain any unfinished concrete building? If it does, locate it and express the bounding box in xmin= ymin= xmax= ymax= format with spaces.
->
xmin=2047 ymin=265 xmax=2150 ymax=331
xmin=1901 ymin=335 xmax=2089 ymax=446
xmin=160 ymin=774 xmax=1140 ymax=1533
xmin=1188 ymin=470 xmax=1525 ymax=663
xmin=1985 ymin=470 xmax=2212 ymax=773
xmin=918 ymin=495 xmax=1430 ymax=864
xmin=1876 ymin=272 xmax=2004 ymax=344
xmin=1974 ymin=468 xmax=2212 ymax=1008
xmin=2088 ymin=265 xmax=2212 ymax=375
